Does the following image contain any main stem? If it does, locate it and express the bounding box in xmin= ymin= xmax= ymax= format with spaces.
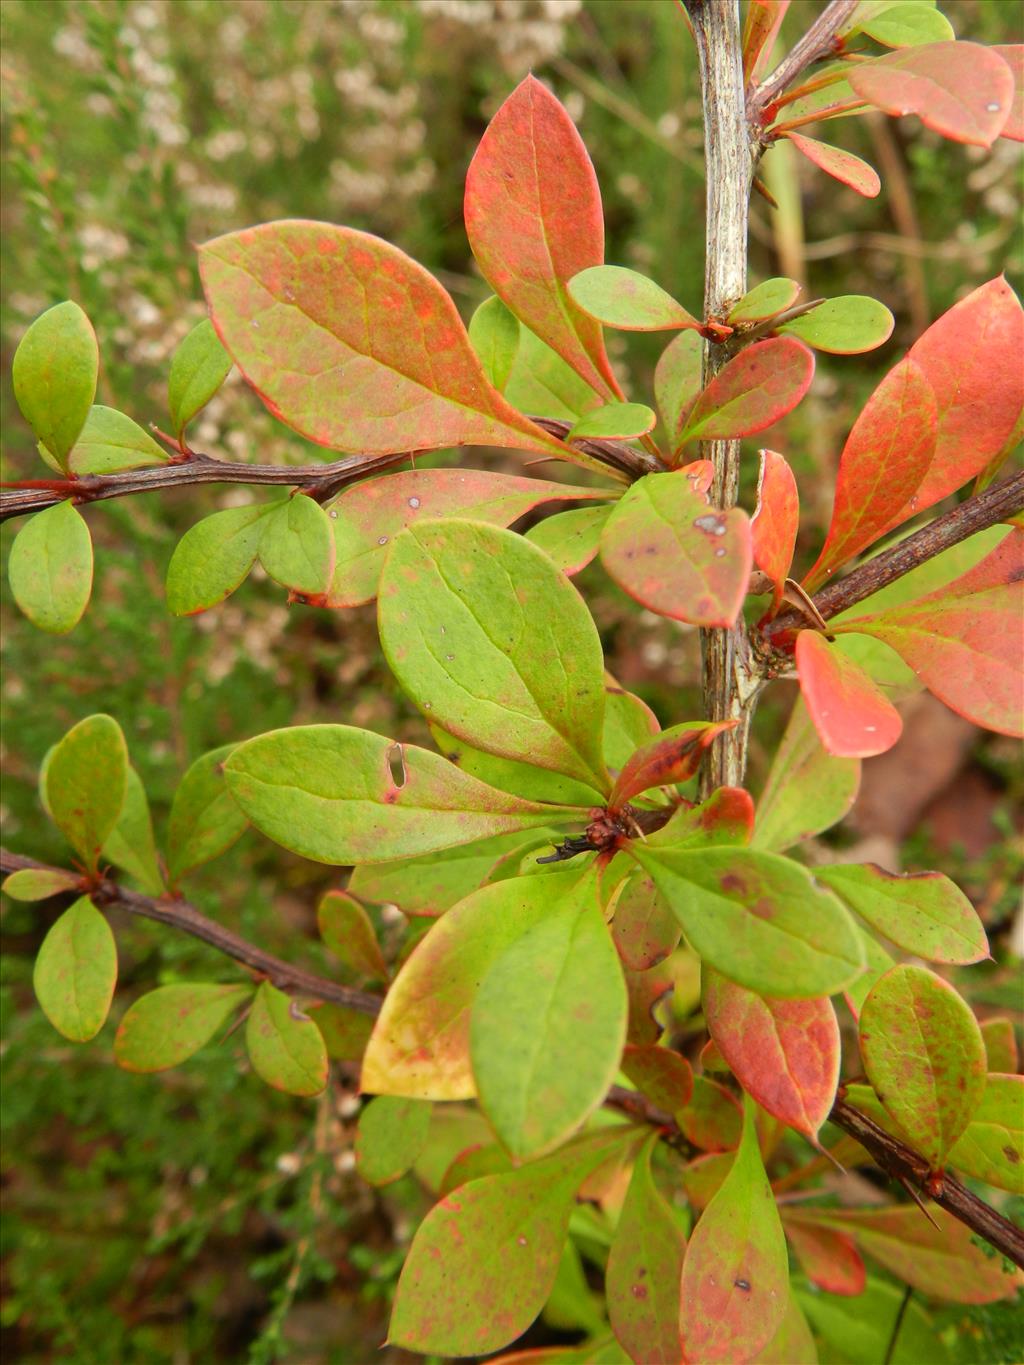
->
xmin=687 ymin=0 xmax=757 ymax=794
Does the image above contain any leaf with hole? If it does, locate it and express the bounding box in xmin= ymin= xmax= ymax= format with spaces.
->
xmin=166 ymin=502 xmax=278 ymax=615
xmin=849 ymin=42 xmax=1014 ymax=146
xmin=46 ymin=714 xmax=128 ymax=872
xmin=12 ymin=301 xmax=98 ymax=467
xmin=355 ymin=1096 xmax=432 ymax=1185
xmin=245 ymin=981 xmax=328 ymax=1096
xmin=676 ymin=338 xmax=814 ymax=446
xmin=34 ymin=897 xmax=117 ymax=1042
xmin=168 ymin=318 xmax=234 ymax=440
xmin=115 ymin=983 xmax=253 ymax=1072
xmin=796 ymin=630 xmax=903 ymax=758
xmin=67 ymin=405 xmax=168 ymax=474
xmin=8 ymin=500 xmax=93 ymax=635
xmin=568 ymin=265 xmax=699 ymax=333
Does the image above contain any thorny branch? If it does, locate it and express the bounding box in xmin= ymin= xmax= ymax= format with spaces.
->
xmin=748 ymin=0 xmax=860 ymax=123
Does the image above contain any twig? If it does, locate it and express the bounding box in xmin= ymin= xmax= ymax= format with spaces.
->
xmin=883 ymin=1285 xmax=914 ymax=1365
xmin=767 ymin=469 xmax=1024 ymax=635
xmin=749 ymin=0 xmax=860 ymax=122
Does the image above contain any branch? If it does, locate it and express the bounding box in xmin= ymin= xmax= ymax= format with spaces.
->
xmin=0 ymin=420 xmax=654 ymax=524
xmin=749 ymin=0 xmax=860 ymax=123
xmin=0 ymin=847 xmax=382 ymax=1018
xmin=768 ymin=469 xmax=1024 ymax=636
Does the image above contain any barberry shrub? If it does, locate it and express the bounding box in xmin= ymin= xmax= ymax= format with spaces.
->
xmin=3 ymin=2 xmax=1023 ymax=1361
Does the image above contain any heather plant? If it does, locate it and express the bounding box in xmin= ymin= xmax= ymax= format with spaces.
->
xmin=2 ymin=2 xmax=1023 ymax=1362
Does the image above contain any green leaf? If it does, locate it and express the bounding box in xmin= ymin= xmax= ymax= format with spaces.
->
xmin=468 ymin=295 xmax=520 ymax=393
xmin=471 ymin=866 xmax=627 ymax=1158
xmin=167 ymin=744 xmax=248 ymax=880
xmin=842 ymin=926 xmax=895 ymax=1018
xmin=861 ymin=3 xmax=954 ymax=48
xmin=245 ymin=981 xmax=328 ymax=1096
xmin=33 ymin=896 xmax=117 ymax=1042
xmin=114 ymin=982 xmax=253 ymax=1072
xmin=388 ymin=1128 xmax=637 ymax=1355
xmin=12 ymin=301 xmax=98 ymax=466
xmin=504 ymin=322 xmax=605 ymax=422
xmin=379 ymin=520 xmax=609 ymax=793
xmin=66 ymin=405 xmax=168 ymax=474
xmin=2 ymin=868 xmax=79 ymax=901
xmin=165 ymin=502 xmax=278 ymax=615
xmin=526 ymin=505 xmax=610 ymax=576
xmin=102 ymin=766 xmax=165 ymax=895
xmin=568 ymin=265 xmax=699 ymax=332
xmin=815 ymin=863 xmax=988 ymax=964
xmin=225 ymin=725 xmax=565 ymax=866
xmin=753 ymin=696 xmax=860 ymax=851
xmin=258 ymin=494 xmax=335 ymax=595
xmin=778 ymin=296 xmax=894 ymax=355
xmin=677 ymin=1075 xmax=743 ymax=1152
xmin=361 ymin=868 xmax=590 ymax=1098
xmin=754 ymin=1297 xmax=819 ymax=1365
xmin=8 ymin=500 xmax=93 ymax=635
xmin=981 ymin=1017 xmax=1019 ymax=1074
xmin=355 ymin=1096 xmax=432 ymax=1185
xmin=621 ymin=1044 xmax=694 ymax=1114
xmin=948 ymin=1073 xmax=1023 ymax=1193
xmin=430 ymin=723 xmax=601 ymax=806
xmin=167 ymin=318 xmax=233 ymax=439
xmin=797 ymin=1275 xmax=950 ymax=1365
xmin=46 ymin=714 xmax=128 ymax=872
xmin=310 ymin=1002 xmax=374 ymax=1061
xmin=635 ymin=846 xmax=863 ymax=997
xmin=677 ymin=337 xmax=814 ymax=445
xmin=727 ymin=278 xmax=801 ymax=324
xmin=654 ymin=331 xmax=703 ymax=452
xmin=679 ymin=1097 xmax=789 ymax=1363
xmin=566 ymin=401 xmax=656 ymax=442
xmin=317 ymin=890 xmax=388 ymax=981
xmin=859 ymin=964 xmax=987 ymax=1165
xmin=605 ymin=1134 xmax=687 ymax=1365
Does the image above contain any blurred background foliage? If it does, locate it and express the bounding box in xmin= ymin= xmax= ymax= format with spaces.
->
xmin=0 ymin=1 xmax=1021 ymax=1360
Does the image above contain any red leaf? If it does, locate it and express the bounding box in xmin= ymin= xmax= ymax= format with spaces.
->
xmin=803 ymin=357 xmax=937 ymax=592
xmin=600 ymin=472 xmax=753 ymax=628
xmin=610 ymin=872 xmax=680 ymax=972
xmin=199 ymin=222 xmax=569 ymax=461
xmin=610 ymin=721 xmax=737 ymax=809
xmin=796 ymin=631 xmax=903 ymax=758
xmin=704 ymin=969 xmax=840 ymax=1140
xmin=464 ymin=76 xmax=621 ymax=401
xmin=836 ymin=529 xmax=1024 ymax=737
xmin=743 ymin=0 xmax=790 ymax=86
xmin=781 ymin=1215 xmax=866 ymax=1296
xmin=677 ymin=338 xmax=814 ymax=447
xmin=751 ymin=449 xmax=799 ymax=612
xmin=622 ymin=1044 xmax=694 ymax=1114
xmin=677 ymin=1075 xmax=743 ymax=1152
xmin=994 ymin=46 xmax=1024 ymax=142
xmin=649 ymin=787 xmax=755 ymax=849
xmin=783 ymin=132 xmax=880 ymax=197
xmin=849 ymin=42 xmax=1015 ymax=147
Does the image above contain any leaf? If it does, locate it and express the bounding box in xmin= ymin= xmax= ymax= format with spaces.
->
xmin=66 ymin=405 xmax=169 ymax=474
xmin=728 ymin=279 xmax=800 ymax=325
xmin=379 ymin=519 xmax=609 ymax=792
xmin=646 ymin=787 xmax=755 ymax=850
xmin=362 ymin=869 xmax=587 ymax=1097
xmin=803 ymin=357 xmax=937 ymax=591
xmin=815 ymin=1205 xmax=1022 ymax=1303
xmin=311 ymin=1002 xmax=374 ymax=1061
xmin=46 ymin=714 xmax=128 ymax=872
xmin=114 ymin=983 xmax=253 ymax=1072
xmin=2 ymin=868 xmax=79 ymax=901
xmin=199 ymin=221 xmax=569 ymax=462
xmin=326 ymin=469 xmax=613 ymax=609
xmin=677 ymin=338 xmax=814 ymax=446
xmin=103 ymin=766 xmax=165 ymax=895
xmin=677 ymin=1077 xmax=743 ymax=1152
xmin=814 ymin=863 xmax=988 ymax=964
xmin=621 ymin=1045 xmax=694 ymax=1114
xmin=703 ymin=969 xmax=840 ymax=1139
xmin=654 ymin=330 xmax=703 ymax=454
xmin=257 ymin=494 xmax=335 ymax=595
xmin=609 ymin=721 xmax=735 ymax=809
xmin=634 ymin=845 xmax=864 ymax=998
xmin=464 ymin=75 xmax=620 ymax=401
xmin=778 ymin=295 xmax=893 ymax=355
xmin=388 ymin=1128 xmax=635 ymax=1356
xmin=742 ymin=0 xmax=791 ymax=85
xmin=981 ymin=1017 xmax=1019 ymax=1074
xmin=245 ymin=981 xmax=328 ymax=1097
xmin=471 ymin=869 xmax=627 ymax=1158
xmin=848 ymin=42 xmax=1015 ymax=147
xmin=606 ymin=1134 xmax=687 ymax=1365
xmin=834 ymin=528 xmax=1024 ymax=737
xmin=679 ymin=1097 xmax=789 ymax=1364
xmin=610 ymin=870 xmax=680 ymax=972
xmin=168 ymin=318 xmax=233 ymax=439
xmin=33 ymin=897 xmax=117 ymax=1042
xmin=317 ymin=889 xmax=387 ymax=981
xmin=861 ymin=2 xmax=954 ymax=47
xmin=430 ymin=724 xmax=599 ymax=807
xmin=753 ymin=1296 xmax=818 ymax=1365
xmin=842 ymin=929 xmax=895 ymax=1019
xmin=858 ymin=963 xmax=987 ymax=1166
xmin=468 ymin=295 xmax=520 ymax=392
xmin=993 ymin=45 xmax=1024 ymax=142
xmin=783 ymin=134 xmax=880 ymax=198
xmin=568 ymin=265 xmax=699 ymax=333
xmin=12 ymin=300 xmax=98 ymax=467
xmin=8 ymin=500 xmax=93 ymax=635
xmin=751 ymin=449 xmax=799 ymax=612
xmin=355 ymin=1096 xmax=432 ymax=1186
xmin=505 ymin=322 xmax=605 ymax=422
xmin=600 ymin=472 xmax=753 ymax=628
xmin=947 ymin=1073 xmax=1023 ymax=1193
xmin=782 ymin=1214 xmax=865 ymax=1295
xmin=797 ymin=1275 xmax=951 ymax=1364
xmin=165 ymin=502 xmax=277 ymax=615
xmin=167 ymin=744 xmax=248 ymax=880
xmin=225 ymin=725 xmax=564 ymax=866
xmin=625 ymin=963 xmax=674 ymax=1047
xmin=567 ymin=401 xmax=656 ymax=442
xmin=526 ymin=506 xmax=610 ymax=576
xmin=796 ymin=630 xmax=903 ymax=758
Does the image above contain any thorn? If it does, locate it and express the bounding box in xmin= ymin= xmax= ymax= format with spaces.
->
xmin=897 ymin=1176 xmax=940 ymax=1231
xmin=753 ymin=176 xmax=779 ymax=209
